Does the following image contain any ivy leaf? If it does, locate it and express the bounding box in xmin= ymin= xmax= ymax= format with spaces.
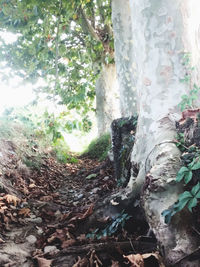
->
xmin=187 ymin=197 xmax=198 ymax=212
xmin=176 ymin=198 xmax=190 ymax=212
xmin=191 ymin=161 xmax=200 ymax=170
xmin=191 ymin=182 xmax=200 ymax=196
xmin=184 ymin=171 xmax=193 ymax=184
xmin=178 ymin=191 xmax=192 ymax=201
xmin=161 ymin=209 xmax=174 ymax=224
xmin=176 ymin=167 xmax=190 ymax=182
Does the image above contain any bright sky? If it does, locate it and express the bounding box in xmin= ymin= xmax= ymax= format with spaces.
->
xmin=0 ymin=78 xmax=35 ymax=114
xmin=0 ymin=31 xmax=35 ymax=114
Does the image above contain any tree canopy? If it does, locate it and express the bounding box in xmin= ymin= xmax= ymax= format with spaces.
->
xmin=0 ymin=0 xmax=114 ymax=114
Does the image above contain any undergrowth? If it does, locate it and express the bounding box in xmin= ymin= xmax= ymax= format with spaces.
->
xmin=82 ymin=133 xmax=111 ymax=161
xmin=162 ymin=132 xmax=200 ymax=224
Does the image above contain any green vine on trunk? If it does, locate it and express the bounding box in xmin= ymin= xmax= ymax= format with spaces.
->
xmin=162 ymin=135 xmax=200 ymax=224
xmin=162 ymin=54 xmax=200 ymax=223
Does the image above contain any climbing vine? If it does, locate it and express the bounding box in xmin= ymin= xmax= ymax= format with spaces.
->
xmin=162 ymin=121 xmax=200 ymax=224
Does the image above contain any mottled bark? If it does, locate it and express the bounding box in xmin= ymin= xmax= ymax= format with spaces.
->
xmin=95 ymin=64 xmax=121 ymax=136
xmin=111 ymin=0 xmax=200 ymax=265
xmin=112 ymin=0 xmax=137 ymax=116
xmin=128 ymin=0 xmax=200 ymax=265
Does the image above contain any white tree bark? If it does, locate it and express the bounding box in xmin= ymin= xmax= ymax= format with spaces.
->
xmin=112 ymin=0 xmax=137 ymax=116
xmin=95 ymin=64 xmax=121 ymax=135
xmin=117 ymin=0 xmax=200 ymax=265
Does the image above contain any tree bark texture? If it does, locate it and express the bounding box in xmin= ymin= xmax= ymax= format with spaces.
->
xmin=112 ymin=0 xmax=137 ymax=116
xmin=112 ymin=0 xmax=200 ymax=265
xmin=95 ymin=64 xmax=121 ymax=136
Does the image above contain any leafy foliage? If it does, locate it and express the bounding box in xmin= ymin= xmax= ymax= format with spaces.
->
xmin=162 ymin=136 xmax=200 ymax=224
xmin=82 ymin=133 xmax=111 ymax=161
xmin=178 ymin=53 xmax=200 ymax=111
xmin=0 ymin=0 xmax=113 ymax=116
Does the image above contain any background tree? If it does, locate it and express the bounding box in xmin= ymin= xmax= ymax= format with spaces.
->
xmin=0 ymin=0 xmax=120 ymax=134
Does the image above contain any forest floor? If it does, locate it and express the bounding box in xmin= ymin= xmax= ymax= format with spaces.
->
xmin=0 ymin=138 xmax=159 ymax=267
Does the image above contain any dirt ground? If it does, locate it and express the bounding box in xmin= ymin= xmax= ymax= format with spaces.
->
xmin=0 ymin=139 xmax=158 ymax=267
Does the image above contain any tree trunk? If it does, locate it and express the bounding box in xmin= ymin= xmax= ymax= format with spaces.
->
xmin=95 ymin=64 xmax=121 ymax=136
xmin=112 ymin=0 xmax=137 ymax=116
xmin=112 ymin=0 xmax=200 ymax=266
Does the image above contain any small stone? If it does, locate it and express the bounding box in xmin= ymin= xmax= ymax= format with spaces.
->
xmin=103 ymin=176 xmax=109 ymax=181
xmin=77 ymin=193 xmax=84 ymax=200
xmin=27 ymin=217 xmax=42 ymax=224
xmin=26 ymin=235 xmax=37 ymax=244
xmin=21 ymin=202 xmax=29 ymax=207
xmin=91 ymin=187 xmax=100 ymax=194
xmin=37 ymin=228 xmax=44 ymax=235
xmin=30 ymin=214 xmax=36 ymax=219
xmin=44 ymin=245 xmax=59 ymax=254
xmin=55 ymin=210 xmax=61 ymax=217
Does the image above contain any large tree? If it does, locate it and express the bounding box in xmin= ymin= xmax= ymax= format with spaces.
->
xmin=111 ymin=0 xmax=200 ymax=265
xmin=0 ymin=0 xmax=120 ymax=134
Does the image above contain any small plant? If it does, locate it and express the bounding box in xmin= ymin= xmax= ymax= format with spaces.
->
xmin=178 ymin=53 xmax=200 ymax=111
xmin=52 ymin=138 xmax=78 ymax=164
xmin=162 ymin=135 xmax=200 ymax=224
xmin=86 ymin=211 xmax=131 ymax=239
xmin=82 ymin=133 xmax=111 ymax=161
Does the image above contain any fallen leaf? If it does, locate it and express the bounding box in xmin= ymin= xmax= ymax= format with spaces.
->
xmin=77 ymin=234 xmax=86 ymax=242
xmin=124 ymin=252 xmax=165 ymax=267
xmin=73 ymin=256 xmax=88 ymax=267
xmin=29 ymin=183 xmax=36 ymax=188
xmin=4 ymin=194 xmax=20 ymax=206
xmin=40 ymin=196 xmax=53 ymax=201
xmin=124 ymin=254 xmax=144 ymax=267
xmin=111 ymin=261 xmax=120 ymax=267
xmin=18 ymin=208 xmax=31 ymax=217
xmin=86 ymin=173 xmax=97 ymax=180
xmin=35 ymin=257 xmax=52 ymax=267
xmin=78 ymin=204 xmax=94 ymax=220
xmin=61 ymin=239 xmax=76 ymax=249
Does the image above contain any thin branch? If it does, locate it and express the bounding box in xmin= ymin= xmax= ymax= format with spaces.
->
xmin=55 ymin=0 xmax=62 ymax=92
xmin=78 ymin=7 xmax=101 ymax=42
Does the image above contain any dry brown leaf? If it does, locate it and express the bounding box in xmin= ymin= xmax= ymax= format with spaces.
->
xmin=78 ymin=204 xmax=94 ymax=220
xmin=40 ymin=196 xmax=53 ymax=201
xmin=18 ymin=208 xmax=31 ymax=217
xmin=111 ymin=260 xmax=120 ymax=267
xmin=35 ymin=257 xmax=52 ymax=267
xmin=73 ymin=256 xmax=88 ymax=267
xmin=4 ymin=194 xmax=20 ymax=206
xmin=29 ymin=183 xmax=36 ymax=188
xmin=124 ymin=254 xmax=144 ymax=267
xmin=61 ymin=239 xmax=76 ymax=249
xmin=0 ymin=206 xmax=8 ymax=213
xmin=77 ymin=234 xmax=86 ymax=242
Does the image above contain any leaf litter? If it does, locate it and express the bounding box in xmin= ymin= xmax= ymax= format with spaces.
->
xmin=0 ymin=139 xmax=161 ymax=267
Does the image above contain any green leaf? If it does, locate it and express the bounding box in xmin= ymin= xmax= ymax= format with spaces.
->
xmin=176 ymin=167 xmax=189 ymax=182
xmin=191 ymin=182 xmax=200 ymax=196
xmin=173 ymin=198 xmax=190 ymax=213
xmin=178 ymin=191 xmax=192 ymax=201
xmin=184 ymin=171 xmax=193 ymax=184
xmin=191 ymin=161 xmax=200 ymax=170
xmin=187 ymin=197 xmax=198 ymax=212
xmin=161 ymin=209 xmax=173 ymax=224
xmin=86 ymin=173 xmax=97 ymax=179
xmin=195 ymin=190 xmax=200 ymax=199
